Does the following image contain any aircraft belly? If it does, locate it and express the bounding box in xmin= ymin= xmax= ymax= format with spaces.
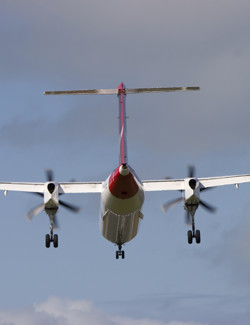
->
xmin=100 ymin=185 xmax=144 ymax=244
xmin=101 ymin=210 xmax=143 ymax=245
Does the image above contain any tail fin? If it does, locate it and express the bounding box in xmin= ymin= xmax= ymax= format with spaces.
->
xmin=117 ymin=82 xmax=128 ymax=165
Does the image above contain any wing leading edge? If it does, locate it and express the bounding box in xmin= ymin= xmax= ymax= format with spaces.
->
xmin=142 ymin=174 xmax=250 ymax=191
xmin=0 ymin=182 xmax=103 ymax=194
xmin=0 ymin=182 xmax=45 ymax=193
xmin=199 ymin=174 xmax=250 ymax=189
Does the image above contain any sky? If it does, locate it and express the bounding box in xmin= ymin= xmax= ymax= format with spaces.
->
xmin=1 ymin=0 xmax=250 ymax=324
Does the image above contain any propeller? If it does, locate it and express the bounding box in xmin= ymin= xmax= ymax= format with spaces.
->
xmin=161 ymin=165 xmax=217 ymax=225
xmin=26 ymin=169 xmax=81 ymax=225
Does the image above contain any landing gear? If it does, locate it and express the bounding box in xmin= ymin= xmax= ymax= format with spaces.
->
xmin=45 ymin=234 xmax=50 ymax=248
xmin=187 ymin=213 xmax=201 ymax=244
xmin=116 ymin=245 xmax=125 ymax=259
xmin=45 ymin=233 xmax=59 ymax=248
xmin=187 ymin=230 xmax=193 ymax=244
xmin=45 ymin=218 xmax=58 ymax=248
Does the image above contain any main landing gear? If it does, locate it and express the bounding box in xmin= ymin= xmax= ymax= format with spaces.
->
xmin=45 ymin=233 xmax=58 ymax=248
xmin=116 ymin=245 xmax=125 ymax=259
xmin=187 ymin=213 xmax=201 ymax=244
xmin=45 ymin=218 xmax=58 ymax=248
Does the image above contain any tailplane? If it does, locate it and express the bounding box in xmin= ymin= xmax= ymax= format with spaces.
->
xmin=44 ymin=86 xmax=200 ymax=96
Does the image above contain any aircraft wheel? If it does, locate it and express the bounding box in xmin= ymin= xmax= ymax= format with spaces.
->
xmin=45 ymin=234 xmax=50 ymax=248
xmin=122 ymin=251 xmax=125 ymax=259
xmin=116 ymin=251 xmax=119 ymax=259
xmin=195 ymin=230 xmax=201 ymax=244
xmin=53 ymin=234 xmax=58 ymax=248
xmin=187 ymin=230 xmax=193 ymax=244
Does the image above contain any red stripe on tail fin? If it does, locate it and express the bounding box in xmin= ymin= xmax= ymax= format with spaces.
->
xmin=118 ymin=82 xmax=128 ymax=165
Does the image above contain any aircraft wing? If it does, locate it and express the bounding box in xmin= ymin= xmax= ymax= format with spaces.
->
xmin=59 ymin=182 xmax=103 ymax=193
xmin=1 ymin=174 xmax=250 ymax=195
xmin=198 ymin=174 xmax=250 ymax=189
xmin=143 ymin=174 xmax=250 ymax=192
xmin=0 ymin=182 xmax=103 ymax=194
xmin=0 ymin=182 xmax=45 ymax=193
xmin=142 ymin=179 xmax=185 ymax=191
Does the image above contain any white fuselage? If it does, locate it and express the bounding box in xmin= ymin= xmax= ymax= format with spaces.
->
xmin=99 ymin=164 xmax=144 ymax=245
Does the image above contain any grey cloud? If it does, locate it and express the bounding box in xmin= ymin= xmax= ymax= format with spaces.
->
xmin=0 ymin=296 xmax=207 ymax=325
xmin=1 ymin=0 xmax=250 ymax=82
xmin=192 ymin=201 xmax=250 ymax=285
xmin=100 ymin=292 xmax=250 ymax=325
xmin=1 ymin=0 xmax=250 ymax=155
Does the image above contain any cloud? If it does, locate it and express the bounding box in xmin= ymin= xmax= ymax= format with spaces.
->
xmin=1 ymin=0 xmax=250 ymax=83
xmin=2 ymin=0 xmax=250 ymax=155
xmin=0 ymin=297 xmax=207 ymax=325
xmin=192 ymin=199 xmax=250 ymax=286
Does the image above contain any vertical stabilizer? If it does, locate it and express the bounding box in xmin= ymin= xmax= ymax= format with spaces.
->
xmin=118 ymin=82 xmax=128 ymax=165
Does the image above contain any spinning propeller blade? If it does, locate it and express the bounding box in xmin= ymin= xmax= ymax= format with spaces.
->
xmin=26 ymin=203 xmax=44 ymax=221
xmin=199 ymin=200 xmax=217 ymax=213
xmin=59 ymin=200 xmax=81 ymax=213
xmin=46 ymin=169 xmax=54 ymax=182
xmin=161 ymin=197 xmax=183 ymax=213
xmin=188 ymin=165 xmax=195 ymax=178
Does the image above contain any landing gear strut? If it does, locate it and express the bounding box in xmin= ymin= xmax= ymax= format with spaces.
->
xmin=187 ymin=213 xmax=201 ymax=244
xmin=116 ymin=245 xmax=125 ymax=259
xmin=45 ymin=216 xmax=58 ymax=248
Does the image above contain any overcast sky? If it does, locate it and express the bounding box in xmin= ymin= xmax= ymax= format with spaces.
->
xmin=1 ymin=1 xmax=250 ymax=324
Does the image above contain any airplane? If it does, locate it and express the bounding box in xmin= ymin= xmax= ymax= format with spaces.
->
xmin=1 ymin=82 xmax=250 ymax=258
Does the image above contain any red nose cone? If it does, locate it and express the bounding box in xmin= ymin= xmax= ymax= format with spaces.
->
xmin=109 ymin=165 xmax=139 ymax=199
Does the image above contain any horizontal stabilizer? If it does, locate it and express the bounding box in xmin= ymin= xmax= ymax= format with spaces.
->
xmin=44 ymin=89 xmax=118 ymax=95
xmin=44 ymin=86 xmax=200 ymax=96
xmin=126 ymin=87 xmax=200 ymax=94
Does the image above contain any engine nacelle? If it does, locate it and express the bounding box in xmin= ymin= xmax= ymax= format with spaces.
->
xmin=184 ymin=178 xmax=200 ymax=204
xmin=43 ymin=182 xmax=59 ymax=208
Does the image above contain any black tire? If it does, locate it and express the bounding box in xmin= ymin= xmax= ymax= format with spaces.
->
xmin=187 ymin=230 xmax=193 ymax=244
xmin=122 ymin=251 xmax=125 ymax=259
xmin=195 ymin=230 xmax=201 ymax=244
xmin=116 ymin=251 xmax=119 ymax=259
xmin=53 ymin=234 xmax=58 ymax=248
xmin=45 ymin=234 xmax=50 ymax=248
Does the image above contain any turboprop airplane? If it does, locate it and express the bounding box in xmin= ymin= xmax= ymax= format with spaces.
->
xmin=1 ymin=82 xmax=250 ymax=258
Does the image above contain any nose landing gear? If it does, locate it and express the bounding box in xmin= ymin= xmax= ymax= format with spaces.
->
xmin=116 ymin=245 xmax=125 ymax=259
